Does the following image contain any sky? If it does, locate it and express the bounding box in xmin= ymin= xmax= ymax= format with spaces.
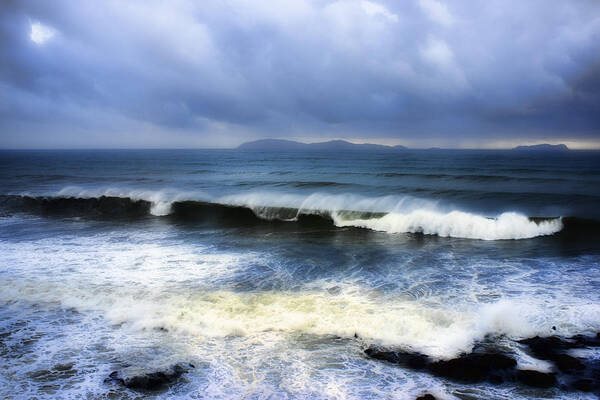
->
xmin=1 ymin=0 xmax=599 ymax=149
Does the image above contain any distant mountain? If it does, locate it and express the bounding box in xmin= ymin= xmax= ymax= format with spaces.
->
xmin=237 ymin=139 xmax=407 ymax=151
xmin=237 ymin=139 xmax=306 ymax=151
xmin=512 ymin=143 xmax=569 ymax=151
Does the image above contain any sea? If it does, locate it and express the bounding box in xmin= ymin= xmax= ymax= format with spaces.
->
xmin=1 ymin=149 xmax=599 ymax=399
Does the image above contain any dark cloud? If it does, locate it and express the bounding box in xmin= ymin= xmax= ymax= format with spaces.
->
xmin=0 ymin=0 xmax=599 ymax=148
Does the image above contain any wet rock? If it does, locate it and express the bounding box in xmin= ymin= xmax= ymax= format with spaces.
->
xmin=365 ymin=347 xmax=516 ymax=383
xmin=366 ymin=334 xmax=600 ymax=392
xmin=572 ymin=334 xmax=600 ymax=347
xmin=516 ymin=370 xmax=556 ymax=388
xmin=519 ymin=336 xmax=575 ymax=358
xmin=105 ymin=363 xmax=194 ymax=391
xmin=53 ymin=362 xmax=74 ymax=372
xmin=519 ymin=335 xmax=590 ymax=374
xmin=415 ymin=394 xmax=436 ymax=400
xmin=104 ymin=371 xmax=124 ymax=386
xmin=428 ymin=353 xmax=516 ymax=383
xmin=365 ymin=346 xmax=429 ymax=369
xmin=519 ymin=334 xmax=600 ymax=357
xmin=571 ymin=378 xmax=596 ymax=392
xmin=551 ymin=353 xmax=585 ymax=373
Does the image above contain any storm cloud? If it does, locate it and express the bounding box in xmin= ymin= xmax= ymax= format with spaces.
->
xmin=1 ymin=0 xmax=599 ymax=148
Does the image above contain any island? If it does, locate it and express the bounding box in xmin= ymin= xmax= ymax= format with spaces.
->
xmin=237 ymin=139 xmax=407 ymax=152
xmin=512 ymin=144 xmax=569 ymax=151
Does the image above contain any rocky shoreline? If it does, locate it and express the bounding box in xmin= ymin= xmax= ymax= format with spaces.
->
xmin=365 ymin=333 xmax=600 ymax=394
xmin=101 ymin=333 xmax=600 ymax=396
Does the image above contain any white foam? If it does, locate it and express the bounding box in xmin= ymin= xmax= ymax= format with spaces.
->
xmin=3 ymin=268 xmax=598 ymax=360
xmin=333 ymin=210 xmax=563 ymax=240
xmin=150 ymin=201 xmax=173 ymax=216
xmin=219 ymin=191 xmax=437 ymax=215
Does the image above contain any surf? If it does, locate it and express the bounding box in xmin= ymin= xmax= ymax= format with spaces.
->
xmin=0 ymin=189 xmax=569 ymax=240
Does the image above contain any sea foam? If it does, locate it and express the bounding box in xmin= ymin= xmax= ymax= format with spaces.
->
xmin=332 ymin=210 xmax=562 ymax=240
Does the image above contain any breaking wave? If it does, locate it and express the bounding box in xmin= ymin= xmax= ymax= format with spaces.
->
xmin=332 ymin=210 xmax=561 ymax=240
xmin=0 ymin=188 xmax=571 ymax=240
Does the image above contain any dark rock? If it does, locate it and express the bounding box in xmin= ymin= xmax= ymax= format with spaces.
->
xmin=364 ymin=347 xmax=429 ymax=369
xmin=104 ymin=370 xmax=124 ymax=385
xmin=519 ymin=335 xmax=592 ymax=375
xmin=519 ymin=336 xmax=575 ymax=359
xmin=416 ymin=394 xmax=436 ymax=400
xmin=571 ymin=378 xmax=596 ymax=392
xmin=516 ymin=370 xmax=556 ymax=388
xmin=365 ymin=347 xmax=516 ymax=383
xmin=366 ymin=334 xmax=600 ymax=392
xmin=105 ymin=363 xmax=194 ymax=391
xmin=429 ymin=353 xmax=516 ymax=383
xmin=572 ymin=334 xmax=600 ymax=347
xmin=53 ymin=363 xmax=74 ymax=372
xmin=552 ymin=353 xmax=585 ymax=372
xmin=519 ymin=334 xmax=600 ymax=357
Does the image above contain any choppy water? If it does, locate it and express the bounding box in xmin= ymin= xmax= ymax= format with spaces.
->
xmin=1 ymin=149 xmax=600 ymax=399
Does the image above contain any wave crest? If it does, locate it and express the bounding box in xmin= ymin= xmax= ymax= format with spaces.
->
xmin=332 ymin=210 xmax=562 ymax=240
xmin=0 ymin=188 xmax=567 ymax=240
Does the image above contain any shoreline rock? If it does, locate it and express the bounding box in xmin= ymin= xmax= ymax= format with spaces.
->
xmin=104 ymin=362 xmax=194 ymax=392
xmin=365 ymin=333 xmax=600 ymax=392
xmin=415 ymin=394 xmax=436 ymax=400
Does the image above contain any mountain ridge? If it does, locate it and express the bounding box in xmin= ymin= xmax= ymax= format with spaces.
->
xmin=512 ymin=143 xmax=569 ymax=151
xmin=237 ymin=139 xmax=406 ymax=151
xmin=237 ymin=139 xmax=573 ymax=151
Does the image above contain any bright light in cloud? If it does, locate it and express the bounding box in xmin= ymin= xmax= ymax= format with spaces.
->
xmin=30 ymin=21 xmax=56 ymax=45
xmin=361 ymin=1 xmax=399 ymax=22
xmin=418 ymin=0 xmax=455 ymax=26
xmin=421 ymin=36 xmax=454 ymax=66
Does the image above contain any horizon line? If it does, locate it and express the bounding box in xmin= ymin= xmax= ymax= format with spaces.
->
xmin=2 ymin=138 xmax=600 ymax=151
xmin=2 ymin=147 xmax=599 ymax=151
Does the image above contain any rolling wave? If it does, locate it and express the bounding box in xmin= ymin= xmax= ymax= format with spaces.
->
xmin=0 ymin=188 xmax=574 ymax=240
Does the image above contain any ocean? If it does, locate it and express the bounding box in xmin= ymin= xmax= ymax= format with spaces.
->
xmin=1 ymin=149 xmax=599 ymax=399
